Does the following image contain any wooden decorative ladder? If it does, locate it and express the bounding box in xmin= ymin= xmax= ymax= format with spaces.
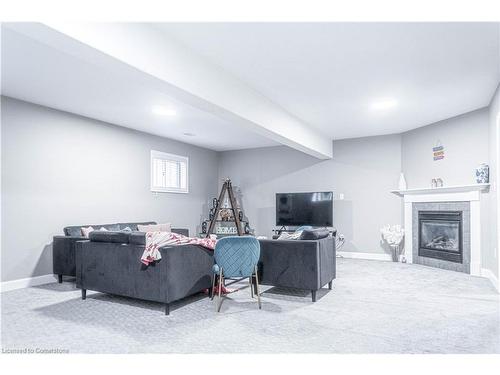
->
xmin=206 ymin=178 xmax=243 ymax=237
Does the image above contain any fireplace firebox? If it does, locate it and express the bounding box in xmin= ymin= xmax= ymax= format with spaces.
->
xmin=418 ymin=211 xmax=463 ymax=263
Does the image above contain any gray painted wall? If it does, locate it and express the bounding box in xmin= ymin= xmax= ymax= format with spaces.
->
xmin=401 ymin=108 xmax=490 ymax=188
xmin=1 ymin=97 xmax=219 ymax=282
xmin=218 ymin=135 xmax=403 ymax=255
xmin=218 ymin=109 xmax=493 ymax=263
xmin=1 ymin=96 xmax=495 ymax=282
xmin=401 ymin=108 xmax=492 ymax=272
xmin=488 ymin=84 xmax=500 ymax=278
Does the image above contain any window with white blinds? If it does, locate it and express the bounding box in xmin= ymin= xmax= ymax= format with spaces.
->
xmin=150 ymin=150 xmax=189 ymax=193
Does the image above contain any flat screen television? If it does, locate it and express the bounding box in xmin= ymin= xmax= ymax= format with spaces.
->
xmin=276 ymin=192 xmax=333 ymax=227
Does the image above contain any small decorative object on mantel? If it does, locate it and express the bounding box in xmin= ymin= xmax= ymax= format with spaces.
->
xmin=431 ymin=178 xmax=443 ymax=188
xmin=433 ymin=141 xmax=444 ymax=161
xmin=380 ymin=224 xmax=405 ymax=262
xmin=475 ymin=163 xmax=489 ymax=184
xmin=398 ymin=172 xmax=407 ymax=191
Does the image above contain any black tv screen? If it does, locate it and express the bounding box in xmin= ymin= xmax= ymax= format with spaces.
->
xmin=276 ymin=192 xmax=333 ymax=227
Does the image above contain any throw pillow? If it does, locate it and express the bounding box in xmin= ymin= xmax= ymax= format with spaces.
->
xmin=277 ymin=231 xmax=303 ymax=240
xmin=81 ymin=226 xmax=109 ymax=237
xmin=81 ymin=226 xmax=94 ymax=238
xmin=137 ymin=223 xmax=172 ymax=232
xmin=295 ymin=225 xmax=313 ymax=232
xmin=120 ymin=227 xmax=132 ymax=232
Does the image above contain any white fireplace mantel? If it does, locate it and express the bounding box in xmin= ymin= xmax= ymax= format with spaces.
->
xmin=391 ymin=183 xmax=490 ymax=197
xmin=392 ymin=183 xmax=489 ymax=276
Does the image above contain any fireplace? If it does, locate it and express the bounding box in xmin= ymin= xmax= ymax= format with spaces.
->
xmin=418 ymin=211 xmax=463 ymax=263
xmin=397 ymin=185 xmax=485 ymax=275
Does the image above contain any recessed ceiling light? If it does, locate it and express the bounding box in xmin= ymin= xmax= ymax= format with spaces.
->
xmin=370 ymin=98 xmax=398 ymax=111
xmin=152 ymin=105 xmax=176 ymax=116
xmin=183 ymin=132 xmax=195 ymax=137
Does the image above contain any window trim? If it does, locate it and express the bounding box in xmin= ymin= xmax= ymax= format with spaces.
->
xmin=150 ymin=150 xmax=189 ymax=194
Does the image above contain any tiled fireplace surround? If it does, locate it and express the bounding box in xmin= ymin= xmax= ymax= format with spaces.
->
xmin=412 ymin=201 xmax=470 ymax=273
xmin=394 ymin=185 xmax=489 ymax=276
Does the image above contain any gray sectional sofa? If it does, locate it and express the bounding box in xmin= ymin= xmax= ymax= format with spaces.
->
xmin=52 ymin=221 xmax=336 ymax=315
xmin=52 ymin=221 xmax=156 ymax=282
xmin=75 ymin=229 xmax=214 ymax=315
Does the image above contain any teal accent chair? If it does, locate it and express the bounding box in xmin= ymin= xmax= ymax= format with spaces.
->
xmin=211 ymin=236 xmax=261 ymax=312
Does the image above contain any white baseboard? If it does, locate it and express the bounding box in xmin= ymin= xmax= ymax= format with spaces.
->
xmin=1 ymin=274 xmax=56 ymax=293
xmin=338 ymin=251 xmax=393 ymax=261
xmin=481 ymin=268 xmax=499 ymax=292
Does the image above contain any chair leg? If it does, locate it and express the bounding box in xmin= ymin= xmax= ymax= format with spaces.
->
xmin=210 ymin=273 xmax=216 ymax=300
xmin=252 ymin=275 xmax=258 ymax=295
xmin=254 ymin=266 xmax=262 ymax=310
xmin=216 ymin=269 xmax=224 ymax=312
xmin=311 ymin=290 xmax=317 ymax=302
xmin=165 ymin=303 xmax=170 ymax=315
xmin=249 ymin=276 xmax=254 ymax=298
xmin=81 ymin=289 xmax=86 ymax=300
xmin=58 ymin=274 xmax=63 ymax=284
xmin=328 ymin=280 xmax=333 ymax=290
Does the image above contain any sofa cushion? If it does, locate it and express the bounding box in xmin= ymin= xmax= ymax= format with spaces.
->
xmin=172 ymin=228 xmax=189 ymax=237
xmin=129 ymin=232 xmax=146 ymax=245
xmin=300 ymin=228 xmax=330 ymax=240
xmin=89 ymin=231 xmax=130 ymax=244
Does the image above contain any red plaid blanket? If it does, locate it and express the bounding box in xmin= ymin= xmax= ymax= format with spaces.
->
xmin=141 ymin=231 xmax=217 ymax=265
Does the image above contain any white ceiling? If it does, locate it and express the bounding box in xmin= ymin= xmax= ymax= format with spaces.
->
xmin=158 ymin=23 xmax=500 ymax=139
xmin=2 ymin=23 xmax=499 ymax=154
xmin=1 ymin=26 xmax=278 ymax=151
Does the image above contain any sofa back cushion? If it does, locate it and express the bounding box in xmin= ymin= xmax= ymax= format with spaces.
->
xmin=300 ymin=228 xmax=330 ymax=240
xmin=64 ymin=223 xmax=119 ymax=237
xmin=172 ymin=228 xmax=189 ymax=237
xmin=89 ymin=231 xmax=130 ymax=244
xmin=63 ymin=221 xmax=157 ymax=236
xmin=129 ymin=232 xmax=146 ymax=245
